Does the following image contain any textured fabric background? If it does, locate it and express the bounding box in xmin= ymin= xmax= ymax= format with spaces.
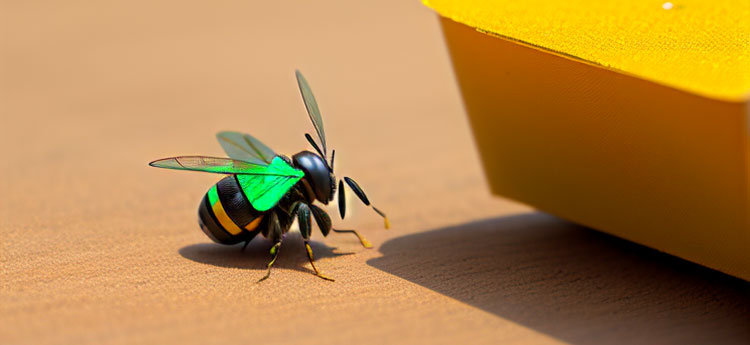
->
xmin=424 ymin=0 xmax=750 ymax=101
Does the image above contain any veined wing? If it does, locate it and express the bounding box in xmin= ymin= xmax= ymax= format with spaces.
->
xmin=236 ymin=156 xmax=304 ymax=211
xmin=216 ymin=131 xmax=276 ymax=165
xmin=295 ymin=70 xmax=327 ymax=156
xmin=149 ymin=156 xmax=266 ymax=174
xmin=149 ymin=155 xmax=305 ymax=212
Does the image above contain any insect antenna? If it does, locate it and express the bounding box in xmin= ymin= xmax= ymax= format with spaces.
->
xmin=329 ymin=149 xmax=335 ymax=171
xmin=305 ymin=133 xmax=326 ymax=159
xmin=343 ymin=177 xmax=390 ymax=229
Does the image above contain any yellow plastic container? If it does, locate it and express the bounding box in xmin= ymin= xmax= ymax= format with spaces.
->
xmin=425 ymin=0 xmax=750 ymax=280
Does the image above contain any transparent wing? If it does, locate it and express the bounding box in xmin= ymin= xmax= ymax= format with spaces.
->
xmin=216 ymin=131 xmax=276 ymax=165
xmin=150 ymin=155 xmax=304 ymax=211
xmin=149 ymin=156 xmax=265 ymax=174
xmin=295 ymin=70 xmax=327 ymax=156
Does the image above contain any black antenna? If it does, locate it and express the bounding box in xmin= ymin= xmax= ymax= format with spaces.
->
xmin=329 ymin=149 xmax=335 ymax=171
xmin=305 ymin=133 xmax=326 ymax=159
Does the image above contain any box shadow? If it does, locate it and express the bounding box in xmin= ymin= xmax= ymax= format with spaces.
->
xmin=367 ymin=213 xmax=750 ymax=345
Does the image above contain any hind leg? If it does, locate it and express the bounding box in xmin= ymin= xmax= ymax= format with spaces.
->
xmin=257 ymin=212 xmax=284 ymax=283
xmin=257 ymin=241 xmax=281 ymax=283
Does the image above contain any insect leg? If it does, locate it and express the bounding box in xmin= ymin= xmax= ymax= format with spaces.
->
xmin=309 ymin=204 xmax=331 ymax=237
xmin=310 ymin=193 xmax=372 ymax=248
xmin=296 ymin=203 xmax=334 ymax=281
xmin=267 ymin=211 xmax=283 ymax=243
xmin=304 ymin=240 xmax=334 ymax=281
xmin=297 ymin=204 xmax=312 ymax=239
xmin=258 ymin=212 xmax=283 ymax=283
xmin=240 ymin=240 xmax=251 ymax=252
xmin=343 ymin=177 xmax=390 ymax=229
xmin=331 ymin=228 xmax=373 ymax=249
xmin=338 ymin=180 xmax=346 ymax=219
xmin=257 ymin=240 xmax=282 ymax=283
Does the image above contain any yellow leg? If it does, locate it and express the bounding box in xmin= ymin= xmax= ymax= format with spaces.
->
xmin=257 ymin=242 xmax=282 ymax=283
xmin=305 ymin=241 xmax=335 ymax=281
xmin=332 ymin=228 xmax=373 ymax=248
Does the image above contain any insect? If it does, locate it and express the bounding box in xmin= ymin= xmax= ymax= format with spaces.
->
xmin=149 ymin=70 xmax=388 ymax=282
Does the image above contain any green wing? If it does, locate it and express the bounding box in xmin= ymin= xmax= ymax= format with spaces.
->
xmin=296 ymin=70 xmax=327 ymax=155
xmin=236 ymin=156 xmax=304 ymax=211
xmin=216 ymin=131 xmax=276 ymax=165
xmin=150 ymin=155 xmax=304 ymax=211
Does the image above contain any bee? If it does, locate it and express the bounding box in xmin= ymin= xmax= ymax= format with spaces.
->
xmin=149 ymin=70 xmax=389 ymax=282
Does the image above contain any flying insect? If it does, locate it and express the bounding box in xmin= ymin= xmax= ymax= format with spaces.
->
xmin=149 ymin=70 xmax=389 ymax=282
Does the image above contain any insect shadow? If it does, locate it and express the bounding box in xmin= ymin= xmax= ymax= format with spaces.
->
xmin=179 ymin=232 xmax=353 ymax=275
xmin=367 ymin=213 xmax=750 ymax=345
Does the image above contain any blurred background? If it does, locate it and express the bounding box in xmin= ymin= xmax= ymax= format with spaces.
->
xmin=2 ymin=1 xmax=748 ymax=345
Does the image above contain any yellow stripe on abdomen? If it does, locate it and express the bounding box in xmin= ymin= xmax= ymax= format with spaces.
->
xmin=245 ymin=216 xmax=263 ymax=232
xmin=208 ymin=185 xmax=243 ymax=235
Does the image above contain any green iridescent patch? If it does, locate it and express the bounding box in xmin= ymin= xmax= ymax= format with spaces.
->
xmin=207 ymin=185 xmax=219 ymax=206
xmin=237 ymin=156 xmax=304 ymax=212
xmin=150 ymin=155 xmax=303 ymax=211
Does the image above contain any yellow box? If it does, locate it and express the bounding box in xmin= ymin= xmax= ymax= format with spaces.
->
xmin=425 ymin=0 xmax=750 ymax=280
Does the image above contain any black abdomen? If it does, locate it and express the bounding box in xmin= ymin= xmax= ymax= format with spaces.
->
xmin=197 ymin=175 xmax=264 ymax=245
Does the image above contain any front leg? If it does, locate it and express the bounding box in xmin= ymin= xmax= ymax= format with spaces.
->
xmin=331 ymin=228 xmax=372 ymax=249
xmin=340 ymin=177 xmax=390 ymax=229
xmin=297 ymin=203 xmax=334 ymax=281
xmin=309 ymin=204 xmax=372 ymax=249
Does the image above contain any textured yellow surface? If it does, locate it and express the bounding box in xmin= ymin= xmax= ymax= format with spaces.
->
xmin=424 ymin=0 xmax=750 ymax=102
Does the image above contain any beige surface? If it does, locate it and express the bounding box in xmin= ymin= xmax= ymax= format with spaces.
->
xmin=1 ymin=1 xmax=748 ymax=345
